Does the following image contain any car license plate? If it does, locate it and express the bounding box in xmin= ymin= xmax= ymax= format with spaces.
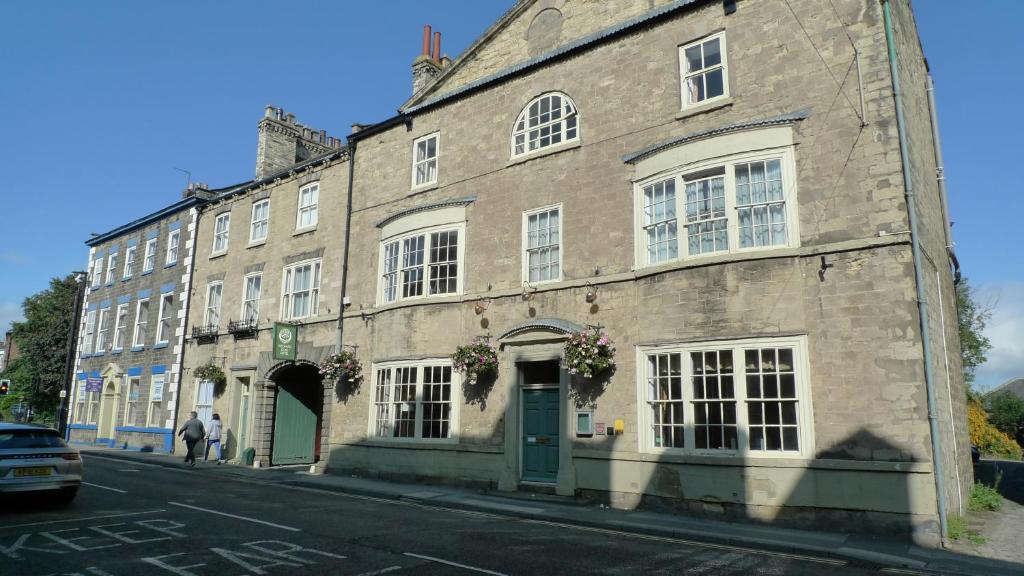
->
xmin=14 ymin=467 xmax=51 ymax=477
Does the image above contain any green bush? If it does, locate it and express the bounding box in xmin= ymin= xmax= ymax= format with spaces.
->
xmin=948 ymin=515 xmax=986 ymax=545
xmin=968 ymin=482 xmax=1003 ymax=512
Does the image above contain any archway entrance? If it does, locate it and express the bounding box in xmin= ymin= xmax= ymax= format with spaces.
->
xmin=270 ymin=363 xmax=323 ymax=466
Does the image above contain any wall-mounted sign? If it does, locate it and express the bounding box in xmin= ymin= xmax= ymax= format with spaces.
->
xmin=151 ymin=377 xmax=164 ymax=402
xmin=85 ymin=377 xmax=103 ymax=393
xmin=595 ymin=422 xmax=606 ymax=435
xmin=273 ymin=323 xmax=297 ymax=361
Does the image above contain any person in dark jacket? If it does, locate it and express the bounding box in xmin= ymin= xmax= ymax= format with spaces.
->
xmin=177 ymin=411 xmax=205 ymax=467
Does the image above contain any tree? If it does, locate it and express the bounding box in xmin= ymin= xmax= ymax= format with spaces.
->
xmin=3 ymin=274 xmax=80 ymax=421
xmin=985 ymin=391 xmax=1024 ymax=443
xmin=956 ymin=278 xmax=992 ymax=389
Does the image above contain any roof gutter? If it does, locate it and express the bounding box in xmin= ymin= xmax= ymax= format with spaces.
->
xmin=882 ymin=0 xmax=949 ymax=545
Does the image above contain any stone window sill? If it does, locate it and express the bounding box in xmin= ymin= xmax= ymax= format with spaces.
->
xmin=209 ymin=251 xmax=227 ymax=260
xmin=293 ymin=227 xmax=317 ymax=237
xmin=507 ymin=140 xmax=582 ymax=167
xmin=675 ymin=97 xmax=734 ymax=121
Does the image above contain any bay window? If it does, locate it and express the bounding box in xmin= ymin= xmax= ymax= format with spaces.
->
xmin=380 ymin=227 xmax=461 ymax=304
xmin=636 ymin=148 xmax=797 ymax=266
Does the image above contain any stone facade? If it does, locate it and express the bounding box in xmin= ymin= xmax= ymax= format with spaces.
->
xmin=175 ymin=112 xmax=350 ymax=468
xmin=100 ymin=0 xmax=973 ymax=546
xmin=317 ymin=0 xmax=969 ymax=546
xmin=68 ymin=195 xmax=202 ymax=452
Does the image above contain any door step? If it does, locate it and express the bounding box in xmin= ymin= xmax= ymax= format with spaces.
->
xmin=517 ymin=481 xmax=557 ymax=496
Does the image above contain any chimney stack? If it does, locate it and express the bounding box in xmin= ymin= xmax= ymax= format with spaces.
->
xmin=255 ymin=105 xmax=343 ymax=180
xmin=412 ymin=24 xmax=444 ymax=95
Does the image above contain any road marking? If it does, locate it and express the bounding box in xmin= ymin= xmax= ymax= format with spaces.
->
xmin=117 ymin=469 xmax=141 ymax=472
xmin=350 ymin=567 xmax=403 ymax=576
xmin=880 ymin=569 xmax=933 ymax=575
xmin=167 ymin=501 xmax=301 ymax=532
xmin=82 ymin=481 xmax=127 ymax=493
xmin=0 ymin=510 xmax=166 ymax=531
xmin=404 ymin=553 xmax=508 ymax=575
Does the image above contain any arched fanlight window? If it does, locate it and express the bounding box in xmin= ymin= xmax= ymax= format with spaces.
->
xmin=511 ymin=92 xmax=579 ymax=158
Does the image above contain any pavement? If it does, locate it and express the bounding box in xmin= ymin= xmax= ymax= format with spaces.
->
xmin=949 ymin=459 xmax=1024 ymax=566
xmin=58 ymin=447 xmax=1024 ymax=576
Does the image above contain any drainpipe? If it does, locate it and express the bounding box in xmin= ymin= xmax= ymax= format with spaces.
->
xmin=335 ymin=142 xmax=356 ymax=352
xmin=882 ymin=0 xmax=949 ymax=544
xmin=925 ymin=74 xmax=961 ymax=284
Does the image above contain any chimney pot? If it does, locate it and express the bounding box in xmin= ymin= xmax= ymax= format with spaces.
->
xmin=264 ymin=105 xmax=275 ymax=118
xmin=286 ymin=112 xmax=295 ymax=124
xmin=432 ymin=31 xmax=441 ymax=62
xmin=422 ymin=25 xmax=432 ymax=56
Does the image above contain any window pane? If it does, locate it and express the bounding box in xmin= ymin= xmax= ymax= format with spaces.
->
xmin=685 ymin=45 xmax=703 ymax=73
xmin=703 ymin=38 xmax=721 ymax=67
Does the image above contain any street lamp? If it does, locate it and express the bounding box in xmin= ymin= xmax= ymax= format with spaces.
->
xmin=57 ymin=271 xmax=87 ymax=436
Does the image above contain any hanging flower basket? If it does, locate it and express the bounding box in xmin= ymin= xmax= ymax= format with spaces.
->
xmin=320 ymin=350 xmax=363 ymax=384
xmin=452 ymin=340 xmax=499 ymax=385
xmin=564 ymin=328 xmax=616 ymax=379
xmin=193 ymin=363 xmax=226 ymax=386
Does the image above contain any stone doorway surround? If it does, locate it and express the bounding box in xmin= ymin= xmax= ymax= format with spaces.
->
xmin=498 ymin=318 xmax=579 ymax=497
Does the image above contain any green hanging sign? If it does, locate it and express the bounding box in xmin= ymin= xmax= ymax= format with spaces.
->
xmin=273 ymin=323 xmax=298 ymax=361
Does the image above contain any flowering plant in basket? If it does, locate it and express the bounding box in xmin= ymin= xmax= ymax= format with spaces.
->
xmin=452 ymin=341 xmax=499 ymax=385
xmin=193 ymin=364 xmax=226 ymax=386
xmin=320 ymin=350 xmax=363 ymax=384
xmin=564 ymin=328 xmax=615 ymax=379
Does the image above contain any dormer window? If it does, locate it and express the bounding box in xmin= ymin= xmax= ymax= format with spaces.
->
xmin=511 ymin=92 xmax=578 ymax=158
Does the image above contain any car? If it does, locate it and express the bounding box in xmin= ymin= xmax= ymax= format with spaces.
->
xmin=0 ymin=422 xmax=83 ymax=504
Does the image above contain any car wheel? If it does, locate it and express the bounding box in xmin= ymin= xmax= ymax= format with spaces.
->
xmin=57 ymin=487 xmax=79 ymax=505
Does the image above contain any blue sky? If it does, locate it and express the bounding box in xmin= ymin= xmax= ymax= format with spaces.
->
xmin=0 ymin=1 xmax=1020 ymax=389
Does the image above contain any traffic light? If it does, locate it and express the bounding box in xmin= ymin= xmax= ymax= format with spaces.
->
xmin=0 ymin=380 xmax=9 ymax=395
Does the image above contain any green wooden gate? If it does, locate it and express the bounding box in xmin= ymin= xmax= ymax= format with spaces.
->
xmin=522 ymin=388 xmax=560 ymax=482
xmin=271 ymin=383 xmax=317 ymax=465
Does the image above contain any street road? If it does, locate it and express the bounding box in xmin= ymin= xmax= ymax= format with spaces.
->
xmin=0 ymin=455 xmax=909 ymax=576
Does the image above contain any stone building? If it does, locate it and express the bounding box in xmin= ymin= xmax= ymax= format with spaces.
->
xmin=68 ymin=191 xmax=206 ymax=451
xmin=174 ymin=107 xmax=347 ymax=466
xmin=318 ymin=0 xmax=968 ymax=545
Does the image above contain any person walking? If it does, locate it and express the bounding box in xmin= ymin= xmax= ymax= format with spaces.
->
xmin=177 ymin=411 xmax=205 ymax=467
xmin=205 ymin=413 xmax=224 ymax=464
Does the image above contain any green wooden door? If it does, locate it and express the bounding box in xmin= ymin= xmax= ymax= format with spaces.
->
xmin=272 ymin=384 xmax=316 ymax=465
xmin=522 ymin=388 xmax=560 ymax=482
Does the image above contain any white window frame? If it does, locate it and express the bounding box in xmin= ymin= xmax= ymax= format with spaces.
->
xmin=367 ymin=360 xmax=459 ymax=443
xmin=212 ymin=213 xmax=230 ymax=254
xmin=105 ymin=253 xmax=117 ymax=284
xmin=87 ymin=389 xmax=100 ymax=425
xmin=91 ymin=257 xmax=103 ymax=289
xmin=123 ymin=376 xmax=141 ymax=427
xmin=147 ymin=374 xmax=165 ymax=427
xmin=633 ymin=146 xmax=799 ymax=268
xmin=132 ymin=298 xmax=149 ymax=348
xmin=241 ymin=273 xmax=262 ymax=323
xmin=156 ymin=292 xmax=173 ymax=344
xmin=636 ymin=336 xmax=813 ymax=459
xmin=142 ymin=238 xmax=158 ymax=273
xmin=112 ymin=303 xmax=129 ymax=351
xmin=165 ymin=230 xmax=180 ymax=265
xmin=250 ymin=199 xmax=270 ymax=244
xmin=522 ymin=204 xmax=563 ymax=284
xmin=511 ymin=92 xmax=579 ymax=159
xmin=296 ymin=182 xmax=319 ymax=231
xmin=123 ymin=246 xmax=136 ymax=279
xmin=679 ymin=32 xmax=729 ymax=109
xmin=377 ymin=223 xmax=465 ymax=305
xmin=75 ymin=380 xmax=87 ymax=424
xmin=94 ymin=307 xmax=110 ymax=354
xmin=204 ymin=282 xmax=223 ymax=327
xmin=280 ymin=260 xmax=321 ymax=321
xmin=82 ymin=310 xmax=97 ymax=354
xmin=411 ymin=132 xmax=440 ymax=189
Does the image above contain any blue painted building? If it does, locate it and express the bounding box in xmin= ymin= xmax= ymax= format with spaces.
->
xmin=68 ymin=187 xmax=209 ymax=452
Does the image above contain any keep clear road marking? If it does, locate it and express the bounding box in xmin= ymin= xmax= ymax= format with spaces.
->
xmin=168 ymin=501 xmax=302 ymax=532
xmin=404 ymin=553 xmax=509 ymax=575
xmin=0 ymin=509 xmax=166 ymax=531
xmin=82 ymin=481 xmax=128 ymax=493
